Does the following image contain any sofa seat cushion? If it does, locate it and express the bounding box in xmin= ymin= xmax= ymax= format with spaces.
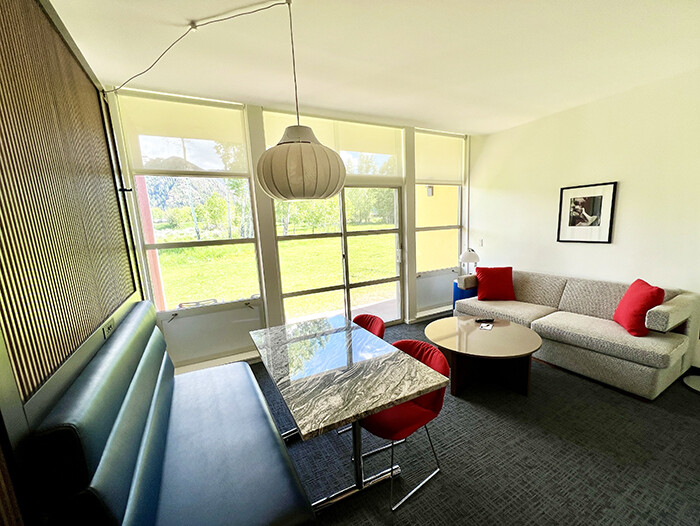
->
xmin=156 ymin=362 xmax=313 ymax=526
xmin=531 ymin=311 xmax=688 ymax=369
xmin=454 ymin=298 xmax=556 ymax=327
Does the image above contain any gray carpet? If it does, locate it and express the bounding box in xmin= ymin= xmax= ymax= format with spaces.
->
xmin=252 ymin=319 xmax=700 ymax=526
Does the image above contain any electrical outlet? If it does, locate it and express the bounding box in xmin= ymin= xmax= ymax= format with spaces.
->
xmin=102 ymin=317 xmax=115 ymax=340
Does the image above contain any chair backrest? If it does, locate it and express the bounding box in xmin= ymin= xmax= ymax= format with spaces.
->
xmin=353 ymin=314 xmax=386 ymax=339
xmin=393 ymin=339 xmax=449 ymax=414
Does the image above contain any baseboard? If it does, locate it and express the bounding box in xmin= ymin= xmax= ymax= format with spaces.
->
xmin=411 ymin=306 xmax=452 ymax=324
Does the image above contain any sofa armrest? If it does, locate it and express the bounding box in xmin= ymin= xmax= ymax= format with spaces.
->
xmin=645 ymin=293 xmax=697 ymax=332
xmin=457 ymin=274 xmax=478 ymax=290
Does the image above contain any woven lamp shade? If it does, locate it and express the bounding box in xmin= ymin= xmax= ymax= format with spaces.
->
xmin=257 ymin=125 xmax=346 ymax=200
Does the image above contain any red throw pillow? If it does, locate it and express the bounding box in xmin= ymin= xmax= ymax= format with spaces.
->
xmin=613 ymin=279 xmax=665 ymax=337
xmin=476 ymin=267 xmax=516 ymax=301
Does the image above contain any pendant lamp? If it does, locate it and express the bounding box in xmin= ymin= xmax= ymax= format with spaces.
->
xmin=256 ymin=0 xmax=346 ymax=200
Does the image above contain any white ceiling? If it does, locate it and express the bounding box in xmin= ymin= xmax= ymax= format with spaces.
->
xmin=50 ymin=0 xmax=700 ymax=134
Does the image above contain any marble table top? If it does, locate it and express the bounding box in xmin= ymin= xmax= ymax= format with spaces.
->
xmin=250 ymin=315 xmax=449 ymax=440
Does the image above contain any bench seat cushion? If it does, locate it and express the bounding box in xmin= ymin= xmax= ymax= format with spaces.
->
xmin=454 ymin=298 xmax=557 ymax=327
xmin=156 ymin=362 xmax=313 ymax=526
xmin=531 ymin=311 xmax=688 ymax=369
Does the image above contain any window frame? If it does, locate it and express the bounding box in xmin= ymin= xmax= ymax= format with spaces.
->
xmin=276 ymin=184 xmax=404 ymax=324
xmin=414 ymin=183 xmax=463 ymax=274
xmin=413 ymin=129 xmax=465 ymax=275
xmin=115 ymin=91 xmax=264 ymax=312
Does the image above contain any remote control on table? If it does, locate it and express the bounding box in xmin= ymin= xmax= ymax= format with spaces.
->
xmin=475 ymin=318 xmax=494 ymax=323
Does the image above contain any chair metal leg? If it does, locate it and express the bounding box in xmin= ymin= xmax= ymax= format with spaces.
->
xmin=425 ymin=424 xmax=440 ymax=470
xmin=390 ymin=424 xmax=441 ymax=512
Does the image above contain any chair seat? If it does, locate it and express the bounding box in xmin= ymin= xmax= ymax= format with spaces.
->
xmin=361 ymin=400 xmax=437 ymax=442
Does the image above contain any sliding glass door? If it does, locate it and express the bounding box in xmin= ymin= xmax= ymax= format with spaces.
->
xmin=277 ymin=187 xmax=402 ymax=323
xmin=344 ymin=187 xmax=401 ymax=322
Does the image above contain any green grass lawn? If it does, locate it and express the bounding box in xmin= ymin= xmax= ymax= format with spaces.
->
xmin=157 ymin=233 xmax=400 ymax=316
xmin=157 ymin=244 xmax=259 ymax=310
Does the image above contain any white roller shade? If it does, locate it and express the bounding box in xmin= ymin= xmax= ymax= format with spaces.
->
xmin=415 ymin=131 xmax=464 ymax=183
xmin=118 ymin=94 xmax=248 ymax=173
xmin=263 ymin=111 xmax=403 ymax=180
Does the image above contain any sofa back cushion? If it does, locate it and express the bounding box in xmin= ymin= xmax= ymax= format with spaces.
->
xmin=513 ymin=271 xmax=568 ymax=308
xmin=559 ymin=278 xmax=681 ymax=320
xmin=559 ymin=278 xmax=632 ymax=320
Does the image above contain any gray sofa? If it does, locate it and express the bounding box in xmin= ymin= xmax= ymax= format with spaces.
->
xmin=454 ymin=271 xmax=700 ymax=400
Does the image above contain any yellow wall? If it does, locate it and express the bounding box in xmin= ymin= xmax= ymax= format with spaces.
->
xmin=469 ymin=67 xmax=700 ymax=293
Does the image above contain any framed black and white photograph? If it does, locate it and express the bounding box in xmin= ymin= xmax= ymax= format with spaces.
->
xmin=557 ymin=182 xmax=617 ymax=243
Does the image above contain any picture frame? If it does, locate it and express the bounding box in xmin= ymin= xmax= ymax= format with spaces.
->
xmin=557 ymin=182 xmax=617 ymax=243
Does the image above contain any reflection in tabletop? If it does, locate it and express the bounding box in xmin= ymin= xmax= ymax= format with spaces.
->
xmin=250 ymin=315 xmax=449 ymax=439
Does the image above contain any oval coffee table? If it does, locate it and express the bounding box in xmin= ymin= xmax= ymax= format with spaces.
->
xmin=425 ymin=315 xmax=542 ymax=396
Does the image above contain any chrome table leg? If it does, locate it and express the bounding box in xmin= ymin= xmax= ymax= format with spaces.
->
xmin=281 ymin=427 xmax=300 ymax=442
xmin=312 ymin=421 xmax=401 ymax=511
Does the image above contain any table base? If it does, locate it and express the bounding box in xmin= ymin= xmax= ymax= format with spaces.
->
xmin=446 ymin=352 xmax=531 ymax=396
xmin=312 ymin=463 xmax=401 ymax=511
xmin=311 ymin=421 xmax=400 ymax=512
xmin=281 ymin=427 xmax=300 ymax=441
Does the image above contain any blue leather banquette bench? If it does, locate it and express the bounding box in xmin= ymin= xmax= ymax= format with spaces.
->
xmin=20 ymin=301 xmax=314 ymax=525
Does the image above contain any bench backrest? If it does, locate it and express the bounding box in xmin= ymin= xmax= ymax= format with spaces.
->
xmin=21 ymin=301 xmax=173 ymax=525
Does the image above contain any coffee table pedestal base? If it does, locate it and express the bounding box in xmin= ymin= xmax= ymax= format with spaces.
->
xmin=445 ymin=351 xmax=532 ymax=396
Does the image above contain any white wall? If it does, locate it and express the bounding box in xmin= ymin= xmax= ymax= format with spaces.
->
xmin=469 ymin=67 xmax=700 ymax=293
xmin=157 ymin=301 xmax=264 ymax=367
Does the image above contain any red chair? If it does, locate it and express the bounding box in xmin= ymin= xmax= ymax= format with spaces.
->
xmin=360 ymin=339 xmax=449 ymax=511
xmin=353 ymin=314 xmax=385 ymax=339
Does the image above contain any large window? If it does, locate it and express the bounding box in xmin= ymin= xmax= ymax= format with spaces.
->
xmin=265 ymin=111 xmax=403 ymax=323
xmin=415 ymin=184 xmax=461 ymax=272
xmin=119 ymin=94 xmax=260 ymax=311
xmin=414 ymin=130 xmax=465 ymax=316
xmin=414 ymin=131 xmax=464 ymax=273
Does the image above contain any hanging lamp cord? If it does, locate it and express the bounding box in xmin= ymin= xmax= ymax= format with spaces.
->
xmin=287 ymin=0 xmax=300 ymax=125
xmin=104 ymin=1 xmax=288 ymax=94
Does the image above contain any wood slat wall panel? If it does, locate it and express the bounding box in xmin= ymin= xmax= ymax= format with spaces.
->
xmin=0 ymin=411 xmax=23 ymax=525
xmin=0 ymin=0 xmax=136 ymax=400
